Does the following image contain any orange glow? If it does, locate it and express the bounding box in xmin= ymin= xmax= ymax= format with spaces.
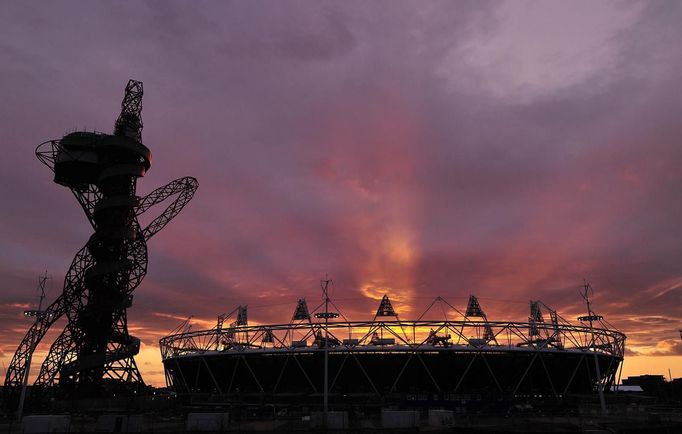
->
xmin=622 ymin=356 xmax=682 ymax=380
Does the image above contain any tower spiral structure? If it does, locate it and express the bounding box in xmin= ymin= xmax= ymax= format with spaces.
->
xmin=4 ymin=80 xmax=198 ymax=399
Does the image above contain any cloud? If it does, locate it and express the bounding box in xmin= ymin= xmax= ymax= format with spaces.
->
xmin=1 ymin=0 xmax=682 ymax=385
xmin=467 ymin=1 xmax=651 ymax=101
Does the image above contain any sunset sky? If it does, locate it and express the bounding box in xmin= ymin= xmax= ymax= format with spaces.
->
xmin=1 ymin=0 xmax=681 ymax=386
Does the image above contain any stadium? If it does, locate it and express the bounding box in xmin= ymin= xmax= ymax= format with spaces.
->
xmin=160 ymin=281 xmax=625 ymax=412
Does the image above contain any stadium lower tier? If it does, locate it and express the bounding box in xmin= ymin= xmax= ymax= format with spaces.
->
xmin=163 ymin=347 xmax=621 ymax=405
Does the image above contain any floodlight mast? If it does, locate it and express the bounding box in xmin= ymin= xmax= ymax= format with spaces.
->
xmin=4 ymin=80 xmax=198 ymax=407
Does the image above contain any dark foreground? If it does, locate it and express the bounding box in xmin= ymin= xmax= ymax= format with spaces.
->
xmin=2 ymin=403 xmax=681 ymax=433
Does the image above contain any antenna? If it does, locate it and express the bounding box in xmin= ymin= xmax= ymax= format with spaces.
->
xmin=23 ymin=272 xmax=49 ymax=319
xmin=314 ymin=277 xmax=339 ymax=321
xmin=577 ymin=280 xmax=603 ymax=327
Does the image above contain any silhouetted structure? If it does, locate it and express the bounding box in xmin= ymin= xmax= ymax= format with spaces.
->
xmin=4 ymin=80 xmax=198 ymax=403
xmin=623 ymin=374 xmax=682 ymax=401
xmin=160 ymin=290 xmax=625 ymax=411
